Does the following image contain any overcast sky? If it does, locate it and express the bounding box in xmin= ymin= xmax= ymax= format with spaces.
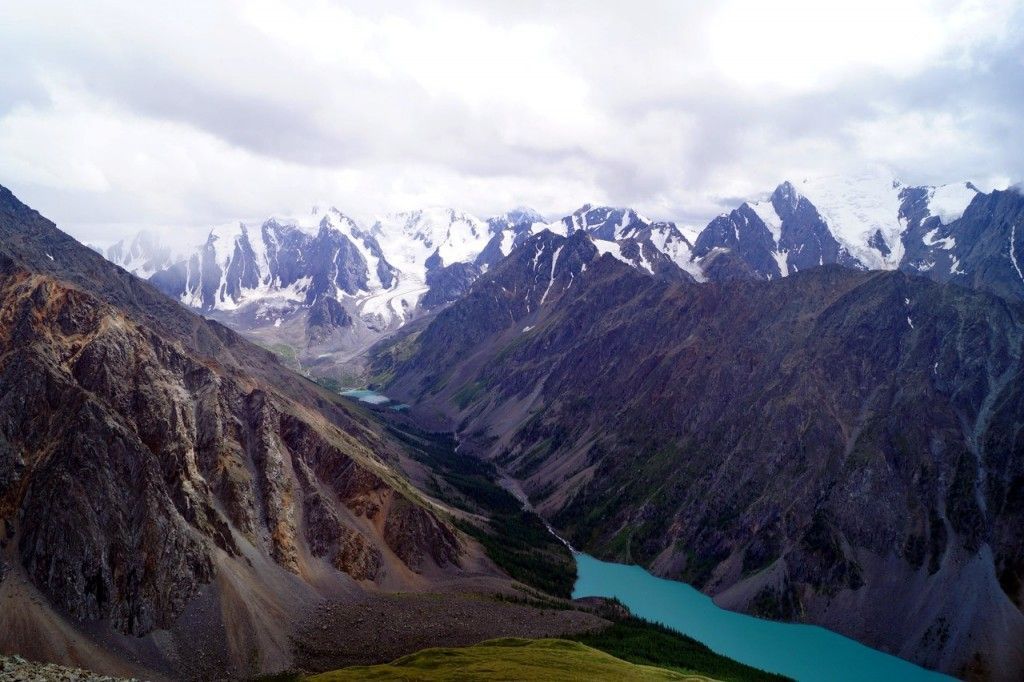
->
xmin=1 ymin=0 xmax=1022 ymax=246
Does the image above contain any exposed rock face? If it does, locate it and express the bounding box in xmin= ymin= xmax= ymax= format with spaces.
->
xmin=558 ymin=204 xmax=649 ymax=240
xmin=0 ymin=268 xmax=222 ymax=637
xmin=475 ymin=209 xmax=543 ymax=270
xmin=143 ymin=210 xmax=401 ymax=363
xmin=904 ymin=188 xmax=1024 ymax=302
xmin=697 ymin=248 xmax=759 ymax=282
xmin=694 ymin=182 xmax=860 ymax=281
xmin=107 ymin=178 xmax=1022 ymax=378
xmin=612 ymin=238 xmax=695 ymax=283
xmin=155 ymin=212 xmax=397 ymax=313
xmin=307 ymin=296 xmax=354 ymax=344
xmin=544 ymin=205 xmax=701 ymax=281
xmin=421 ymin=262 xmax=483 ymax=310
xmin=693 ymin=176 xmax=1024 ymax=307
xmin=0 ymin=185 xmax=467 ymax=676
xmin=127 ymin=203 xmax=700 ymax=368
xmin=770 ymin=181 xmax=861 ymax=273
xmin=694 ymin=205 xmax=775 ymax=279
xmin=134 ymin=207 xmax=536 ymax=368
xmin=381 ymin=236 xmax=1024 ymax=680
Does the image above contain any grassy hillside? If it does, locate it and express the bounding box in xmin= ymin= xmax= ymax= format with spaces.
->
xmin=306 ymin=638 xmax=713 ymax=681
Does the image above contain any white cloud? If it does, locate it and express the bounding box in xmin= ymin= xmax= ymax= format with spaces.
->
xmin=0 ymin=0 xmax=1021 ymax=243
xmin=706 ymin=0 xmax=1014 ymax=92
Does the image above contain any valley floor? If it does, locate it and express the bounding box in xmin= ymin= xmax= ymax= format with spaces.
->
xmin=293 ymin=591 xmax=606 ymax=672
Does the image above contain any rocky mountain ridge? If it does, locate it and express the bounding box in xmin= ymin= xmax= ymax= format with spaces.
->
xmin=697 ymin=172 xmax=1024 ymax=306
xmin=103 ymin=174 xmax=1022 ymax=379
xmin=377 ymin=229 xmax=1024 ymax=680
xmin=103 ymin=204 xmax=699 ymax=372
xmin=0 ymin=184 xmax=505 ymax=679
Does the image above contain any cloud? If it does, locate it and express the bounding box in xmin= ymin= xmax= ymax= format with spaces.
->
xmin=0 ymin=0 xmax=1022 ymax=243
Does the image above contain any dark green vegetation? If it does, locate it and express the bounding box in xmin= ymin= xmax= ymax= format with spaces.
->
xmin=310 ymin=374 xmax=370 ymax=394
xmin=570 ymin=618 xmax=790 ymax=682
xmin=311 ymin=375 xmax=345 ymax=393
xmin=365 ymin=325 xmax=423 ymax=387
xmin=384 ymin=423 xmax=576 ymax=597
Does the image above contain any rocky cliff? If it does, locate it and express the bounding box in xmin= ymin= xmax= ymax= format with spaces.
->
xmin=0 ymin=185 xmax=477 ymax=679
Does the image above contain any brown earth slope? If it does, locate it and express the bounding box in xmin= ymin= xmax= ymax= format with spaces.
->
xmin=0 ymin=186 xmax=608 ymax=679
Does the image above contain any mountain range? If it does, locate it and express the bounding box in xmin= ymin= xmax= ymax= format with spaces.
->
xmin=10 ymin=171 xmax=1024 ymax=680
xmin=101 ymin=171 xmax=1024 ymax=383
xmin=373 ymin=225 xmax=1024 ymax=679
xmin=0 ymin=185 xmax=646 ymax=679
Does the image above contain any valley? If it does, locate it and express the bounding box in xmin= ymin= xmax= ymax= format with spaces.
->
xmin=5 ymin=3 xmax=1023 ymax=679
xmin=2 ymin=179 xmax=1022 ymax=680
xmin=0 ymin=186 xmax=604 ymax=679
xmin=0 ymin=184 xmax=785 ymax=681
xmin=369 ymin=225 xmax=1024 ymax=680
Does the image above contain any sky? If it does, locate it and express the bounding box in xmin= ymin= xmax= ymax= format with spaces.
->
xmin=1 ymin=0 xmax=1022 ymax=247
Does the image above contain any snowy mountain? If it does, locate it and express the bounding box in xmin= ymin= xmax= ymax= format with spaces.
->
xmin=104 ymin=230 xmax=181 ymax=279
xmin=902 ymin=185 xmax=1024 ymax=302
xmin=106 ymin=202 xmax=698 ymax=365
xmin=692 ymin=170 xmax=1024 ymax=304
xmin=693 ymin=180 xmax=862 ymax=280
xmin=141 ymin=207 xmax=435 ymax=365
xmin=529 ymin=204 xmax=704 ymax=281
xmin=475 ymin=208 xmax=545 ymax=269
xmin=149 ymin=208 xmax=403 ymax=317
xmin=103 ymin=206 xmax=550 ymax=371
xmin=369 ymin=208 xmax=489 ymax=280
xmin=102 ymin=173 xmax=1023 ymax=375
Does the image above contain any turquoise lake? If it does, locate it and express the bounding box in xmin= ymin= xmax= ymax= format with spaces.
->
xmin=572 ymin=553 xmax=953 ymax=682
xmin=339 ymin=388 xmax=409 ymax=411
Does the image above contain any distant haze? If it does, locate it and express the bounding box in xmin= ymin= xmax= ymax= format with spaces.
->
xmin=1 ymin=0 xmax=1022 ymax=245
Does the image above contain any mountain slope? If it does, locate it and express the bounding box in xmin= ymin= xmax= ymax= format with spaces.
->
xmin=536 ymin=204 xmax=702 ymax=281
xmin=103 ymin=178 xmax=1022 ymax=389
xmin=0 ymin=185 xmax=510 ymax=679
xmin=693 ymin=181 xmax=861 ymax=280
xmin=379 ymin=233 xmax=1024 ymax=680
xmin=147 ymin=209 xmax=408 ymax=360
xmin=903 ymin=188 xmax=1024 ymax=302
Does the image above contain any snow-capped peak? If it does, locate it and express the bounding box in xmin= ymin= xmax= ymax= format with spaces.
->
xmin=104 ymin=230 xmax=182 ymax=279
xmin=794 ymin=169 xmax=905 ymax=270
xmin=494 ymin=206 xmax=545 ymax=227
xmin=924 ymin=182 xmax=979 ymax=225
xmin=746 ymin=197 xmax=783 ymax=248
xmin=207 ymin=221 xmax=247 ymax=269
xmin=371 ymin=207 xmax=490 ymax=275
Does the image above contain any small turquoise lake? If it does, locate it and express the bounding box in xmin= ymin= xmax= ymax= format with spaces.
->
xmin=339 ymin=388 xmax=409 ymax=411
xmin=572 ymin=553 xmax=952 ymax=682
